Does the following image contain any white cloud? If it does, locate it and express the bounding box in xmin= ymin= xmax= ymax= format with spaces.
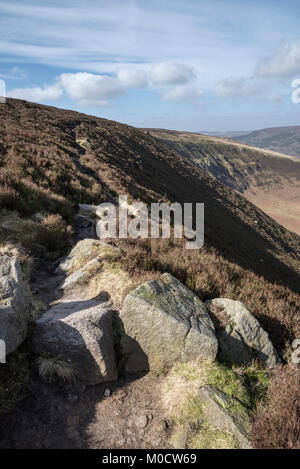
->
xmin=163 ymin=84 xmax=203 ymax=102
xmin=215 ymin=77 xmax=264 ymax=98
xmin=215 ymin=76 xmax=285 ymax=103
xmin=58 ymin=72 xmax=125 ymax=101
xmin=117 ymin=67 xmax=148 ymax=88
xmin=8 ymin=83 xmax=62 ymax=101
xmin=256 ymin=40 xmax=300 ymax=78
xmin=151 ymin=61 xmax=196 ymax=86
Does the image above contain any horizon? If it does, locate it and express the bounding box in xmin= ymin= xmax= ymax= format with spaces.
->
xmin=1 ymin=0 xmax=300 ymax=131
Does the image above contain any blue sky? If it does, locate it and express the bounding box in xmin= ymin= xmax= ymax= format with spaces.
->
xmin=1 ymin=0 xmax=300 ymax=131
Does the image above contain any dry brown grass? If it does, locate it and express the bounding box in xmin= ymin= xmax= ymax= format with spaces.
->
xmin=119 ymin=237 xmax=299 ymax=358
xmin=251 ymin=364 xmax=300 ymax=449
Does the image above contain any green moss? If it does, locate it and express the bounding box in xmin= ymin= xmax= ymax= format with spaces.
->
xmin=243 ymin=367 xmax=270 ymax=405
xmin=206 ymin=362 xmax=252 ymax=409
xmin=188 ymin=423 xmax=240 ymax=449
xmin=180 ymin=396 xmax=204 ymax=425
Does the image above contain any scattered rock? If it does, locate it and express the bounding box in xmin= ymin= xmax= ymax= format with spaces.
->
xmin=206 ymin=298 xmax=280 ymax=368
xmin=0 ymin=255 xmax=31 ymax=354
xmin=196 ymin=385 xmax=252 ymax=449
xmin=291 ymin=339 xmax=300 ymax=364
xmin=292 ymin=338 xmax=300 ymax=350
xmin=32 ymin=298 xmax=117 ymax=385
xmin=57 ymin=239 xmax=117 ymax=275
xmin=104 ymin=389 xmax=111 ymax=398
xmin=119 ymin=274 xmax=218 ymax=373
xmin=135 ymin=415 xmax=148 ymax=428
xmin=59 ymin=258 xmax=102 ymax=291
xmin=55 ymin=238 xmax=130 ymax=307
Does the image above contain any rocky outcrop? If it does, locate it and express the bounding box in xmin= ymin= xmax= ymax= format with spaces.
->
xmin=59 ymin=258 xmax=102 ymax=291
xmin=119 ymin=274 xmax=218 ymax=372
xmin=57 ymin=238 xmax=119 ymax=275
xmin=0 ymin=255 xmax=30 ymax=354
xmin=57 ymin=238 xmax=131 ymax=307
xmin=206 ymin=298 xmax=279 ymax=367
xmin=196 ymin=385 xmax=251 ymax=449
xmin=32 ymin=297 xmax=117 ymax=385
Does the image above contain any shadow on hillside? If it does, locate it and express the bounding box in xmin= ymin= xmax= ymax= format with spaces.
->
xmin=114 ymin=147 xmax=300 ymax=293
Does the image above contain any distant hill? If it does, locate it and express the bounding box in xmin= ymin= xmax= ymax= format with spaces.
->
xmin=200 ymin=130 xmax=252 ymax=139
xmin=147 ymin=129 xmax=300 ymax=235
xmin=233 ymin=126 xmax=300 ymax=159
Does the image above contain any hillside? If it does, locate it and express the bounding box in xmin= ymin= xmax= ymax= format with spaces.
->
xmin=0 ymin=99 xmax=298 ymax=289
xmin=0 ymin=99 xmax=299 ymax=450
xmin=147 ymin=129 xmax=300 ymax=235
xmin=233 ymin=126 xmax=300 ymax=159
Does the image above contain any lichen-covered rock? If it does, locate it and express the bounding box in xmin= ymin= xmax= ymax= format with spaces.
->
xmin=0 ymin=255 xmax=30 ymax=354
xmin=196 ymin=385 xmax=251 ymax=449
xmin=206 ymin=298 xmax=279 ymax=368
xmin=32 ymin=298 xmax=117 ymax=385
xmin=57 ymin=238 xmax=120 ymax=275
xmin=119 ymin=274 xmax=218 ymax=372
xmin=59 ymin=258 xmax=102 ymax=291
xmin=56 ymin=239 xmax=131 ymax=307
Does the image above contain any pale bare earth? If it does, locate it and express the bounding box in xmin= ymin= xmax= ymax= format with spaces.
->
xmin=245 ymin=186 xmax=300 ymax=235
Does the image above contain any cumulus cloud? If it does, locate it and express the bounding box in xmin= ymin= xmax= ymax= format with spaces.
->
xmin=8 ymin=83 xmax=62 ymax=101
xmin=58 ymin=72 xmax=125 ymax=101
xmin=117 ymin=67 xmax=148 ymax=88
xmin=215 ymin=76 xmax=284 ymax=103
xmin=163 ymin=84 xmax=203 ymax=102
xmin=7 ymin=65 xmax=202 ymax=106
xmin=150 ymin=61 xmax=196 ymax=86
xmin=215 ymin=77 xmax=263 ymax=98
xmin=256 ymin=40 xmax=300 ymax=78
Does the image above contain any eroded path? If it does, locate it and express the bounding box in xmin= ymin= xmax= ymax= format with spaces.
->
xmin=0 ymin=215 xmax=171 ymax=449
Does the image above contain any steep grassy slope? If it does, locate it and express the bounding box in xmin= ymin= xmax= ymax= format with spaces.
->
xmin=147 ymin=129 xmax=300 ymax=234
xmin=233 ymin=126 xmax=300 ymax=159
xmin=0 ymin=99 xmax=299 ymax=356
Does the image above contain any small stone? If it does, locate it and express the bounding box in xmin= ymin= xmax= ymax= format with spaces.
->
xmin=104 ymin=388 xmax=111 ymax=397
xmin=147 ymin=413 xmax=153 ymax=420
xmin=135 ymin=415 xmax=148 ymax=428
xmin=152 ymin=419 xmax=168 ymax=432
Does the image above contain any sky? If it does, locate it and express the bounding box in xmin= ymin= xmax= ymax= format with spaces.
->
xmin=1 ymin=0 xmax=300 ymax=131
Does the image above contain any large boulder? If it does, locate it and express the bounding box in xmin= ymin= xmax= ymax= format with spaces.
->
xmin=32 ymin=298 xmax=117 ymax=385
xmin=0 ymin=255 xmax=30 ymax=354
xmin=206 ymin=298 xmax=279 ymax=367
xmin=119 ymin=274 xmax=218 ymax=372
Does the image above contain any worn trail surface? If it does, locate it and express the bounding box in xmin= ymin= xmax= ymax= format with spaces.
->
xmin=0 ymin=220 xmax=171 ymax=449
